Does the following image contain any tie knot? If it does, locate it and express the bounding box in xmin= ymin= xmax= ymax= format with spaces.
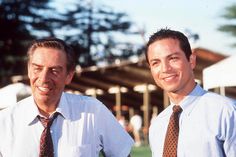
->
xmin=172 ymin=105 xmax=182 ymax=114
xmin=38 ymin=112 xmax=59 ymax=128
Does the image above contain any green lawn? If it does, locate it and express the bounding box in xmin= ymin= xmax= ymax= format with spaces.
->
xmin=99 ymin=145 xmax=151 ymax=157
xmin=131 ymin=145 xmax=151 ymax=157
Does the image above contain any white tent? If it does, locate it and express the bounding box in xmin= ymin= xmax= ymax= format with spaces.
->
xmin=0 ymin=83 xmax=31 ymax=109
xmin=203 ymin=54 xmax=236 ymax=92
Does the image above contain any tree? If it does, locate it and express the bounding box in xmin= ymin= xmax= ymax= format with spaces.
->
xmin=52 ymin=0 xmax=142 ymax=67
xmin=0 ymin=0 xmax=68 ymax=86
xmin=218 ymin=3 xmax=236 ymax=46
xmin=0 ymin=0 xmax=143 ymax=86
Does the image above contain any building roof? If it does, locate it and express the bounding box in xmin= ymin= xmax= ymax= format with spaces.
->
xmin=13 ymin=47 xmax=236 ymax=112
xmin=65 ymin=47 xmax=227 ymax=111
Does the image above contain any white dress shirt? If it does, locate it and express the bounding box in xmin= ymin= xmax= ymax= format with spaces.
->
xmin=0 ymin=92 xmax=134 ymax=157
xmin=149 ymin=84 xmax=236 ymax=157
xmin=130 ymin=114 xmax=142 ymax=131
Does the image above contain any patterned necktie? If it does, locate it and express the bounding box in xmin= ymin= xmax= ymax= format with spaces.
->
xmin=38 ymin=112 xmax=59 ymax=157
xmin=163 ymin=105 xmax=182 ymax=157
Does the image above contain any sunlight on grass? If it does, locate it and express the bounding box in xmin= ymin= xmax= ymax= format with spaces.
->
xmin=131 ymin=145 xmax=151 ymax=157
xmin=99 ymin=145 xmax=151 ymax=157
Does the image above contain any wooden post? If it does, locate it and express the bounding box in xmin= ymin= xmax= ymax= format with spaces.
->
xmin=220 ymin=86 xmax=225 ymax=96
xmin=143 ymin=84 xmax=150 ymax=144
xmin=115 ymin=86 xmax=121 ymax=118
xmin=163 ymin=91 xmax=169 ymax=109
xmin=143 ymin=84 xmax=150 ymax=129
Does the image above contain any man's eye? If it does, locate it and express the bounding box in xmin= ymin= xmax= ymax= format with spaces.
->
xmin=51 ymin=69 xmax=59 ymax=75
xmin=170 ymin=57 xmax=178 ymax=61
xmin=33 ymin=67 xmax=41 ymax=72
xmin=151 ymin=61 xmax=160 ymax=67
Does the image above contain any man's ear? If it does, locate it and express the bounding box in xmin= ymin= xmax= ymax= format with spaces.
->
xmin=65 ymin=70 xmax=75 ymax=85
xmin=189 ymin=53 xmax=196 ymax=69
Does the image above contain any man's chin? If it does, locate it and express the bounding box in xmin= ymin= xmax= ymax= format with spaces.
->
xmin=163 ymin=85 xmax=178 ymax=93
xmin=34 ymin=92 xmax=51 ymax=101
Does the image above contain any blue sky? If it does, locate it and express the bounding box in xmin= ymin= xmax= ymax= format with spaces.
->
xmin=99 ymin=0 xmax=236 ymax=56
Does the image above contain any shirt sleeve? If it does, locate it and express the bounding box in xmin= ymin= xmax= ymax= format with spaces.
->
xmin=97 ymin=104 xmax=134 ymax=157
xmin=223 ymin=101 xmax=236 ymax=157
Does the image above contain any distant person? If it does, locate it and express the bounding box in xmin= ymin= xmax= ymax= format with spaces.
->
xmin=130 ymin=111 xmax=142 ymax=147
xmin=117 ymin=114 xmax=127 ymax=128
xmin=146 ymin=28 xmax=236 ymax=157
xmin=0 ymin=38 xmax=134 ymax=157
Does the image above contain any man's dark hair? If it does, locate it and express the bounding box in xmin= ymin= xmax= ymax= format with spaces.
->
xmin=27 ymin=38 xmax=76 ymax=72
xmin=145 ymin=28 xmax=192 ymax=64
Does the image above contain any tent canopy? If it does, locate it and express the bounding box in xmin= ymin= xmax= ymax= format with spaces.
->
xmin=203 ymin=54 xmax=236 ymax=90
xmin=0 ymin=83 xmax=31 ymax=109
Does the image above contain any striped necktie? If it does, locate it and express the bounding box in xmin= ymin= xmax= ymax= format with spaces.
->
xmin=38 ymin=112 xmax=59 ymax=157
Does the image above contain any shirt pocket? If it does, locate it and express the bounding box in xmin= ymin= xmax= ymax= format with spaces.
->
xmin=58 ymin=144 xmax=92 ymax=157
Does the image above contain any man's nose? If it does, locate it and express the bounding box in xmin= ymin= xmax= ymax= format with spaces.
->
xmin=161 ymin=61 xmax=171 ymax=72
xmin=39 ymin=69 xmax=50 ymax=83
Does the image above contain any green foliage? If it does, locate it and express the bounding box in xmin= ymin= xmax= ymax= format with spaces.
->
xmin=221 ymin=4 xmax=236 ymax=19
xmin=0 ymin=0 xmax=143 ymax=86
xmin=0 ymin=0 xmax=63 ymax=85
xmin=218 ymin=3 xmax=236 ymax=46
xmin=0 ymin=0 xmax=52 ymax=85
xmin=57 ymin=0 xmax=141 ymax=67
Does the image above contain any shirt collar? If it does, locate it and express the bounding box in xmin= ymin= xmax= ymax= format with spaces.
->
xmin=55 ymin=92 xmax=70 ymax=120
xmin=177 ymin=84 xmax=206 ymax=115
xmin=26 ymin=92 xmax=70 ymax=125
xmin=25 ymin=96 xmax=41 ymax=125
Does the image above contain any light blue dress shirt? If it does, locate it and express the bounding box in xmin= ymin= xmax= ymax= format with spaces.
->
xmin=149 ymin=84 xmax=236 ymax=157
xmin=0 ymin=92 xmax=134 ymax=157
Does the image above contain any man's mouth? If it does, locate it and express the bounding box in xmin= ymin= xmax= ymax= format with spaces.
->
xmin=162 ymin=74 xmax=177 ymax=82
xmin=37 ymin=86 xmax=51 ymax=93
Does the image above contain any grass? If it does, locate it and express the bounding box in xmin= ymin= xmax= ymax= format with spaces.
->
xmin=131 ymin=145 xmax=151 ymax=157
xmin=99 ymin=145 xmax=151 ymax=157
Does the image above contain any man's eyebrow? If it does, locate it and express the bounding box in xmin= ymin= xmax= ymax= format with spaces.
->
xmin=31 ymin=63 xmax=63 ymax=70
xmin=149 ymin=52 xmax=180 ymax=62
xmin=168 ymin=52 xmax=180 ymax=57
xmin=31 ymin=63 xmax=42 ymax=67
xmin=150 ymin=58 xmax=160 ymax=62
